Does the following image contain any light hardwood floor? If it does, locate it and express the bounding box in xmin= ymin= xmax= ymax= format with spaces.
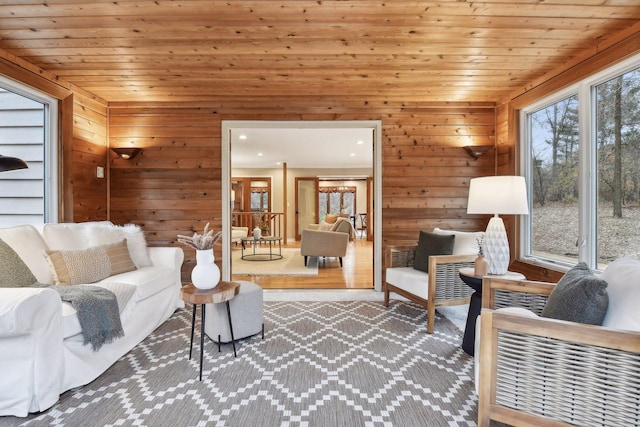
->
xmin=231 ymin=237 xmax=374 ymax=289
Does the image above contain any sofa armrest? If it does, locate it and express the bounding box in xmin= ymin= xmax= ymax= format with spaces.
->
xmin=481 ymin=277 xmax=555 ymax=315
xmin=428 ymin=254 xmax=476 ymax=302
xmin=148 ymin=246 xmax=185 ymax=271
xmin=0 ymin=287 xmax=64 ymax=416
xmin=478 ymin=309 xmax=640 ymax=426
xmin=385 ymin=244 xmax=418 ymax=269
xmin=0 ymin=288 xmax=62 ymax=337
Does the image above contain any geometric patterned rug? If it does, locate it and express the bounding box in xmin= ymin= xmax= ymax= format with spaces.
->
xmin=4 ymin=301 xmax=478 ymax=426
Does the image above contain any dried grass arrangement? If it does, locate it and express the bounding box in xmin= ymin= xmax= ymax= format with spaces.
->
xmin=177 ymin=223 xmax=222 ymax=250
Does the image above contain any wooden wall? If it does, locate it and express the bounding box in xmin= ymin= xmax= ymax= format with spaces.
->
xmin=108 ymin=100 xmax=496 ymax=282
xmin=70 ymin=92 xmax=108 ymax=222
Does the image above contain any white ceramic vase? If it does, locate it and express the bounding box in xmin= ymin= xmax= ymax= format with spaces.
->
xmin=253 ymin=227 xmax=261 ymax=239
xmin=191 ymin=249 xmax=220 ymax=289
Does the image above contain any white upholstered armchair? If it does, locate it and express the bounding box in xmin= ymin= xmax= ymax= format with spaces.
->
xmin=384 ymin=228 xmax=482 ymax=333
xmin=384 ymin=247 xmax=474 ymax=333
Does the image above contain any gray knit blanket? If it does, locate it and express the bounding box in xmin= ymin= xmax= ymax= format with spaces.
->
xmin=52 ymin=285 xmax=125 ymax=351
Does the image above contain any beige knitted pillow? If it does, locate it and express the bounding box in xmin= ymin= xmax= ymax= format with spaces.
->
xmin=45 ymin=239 xmax=137 ymax=285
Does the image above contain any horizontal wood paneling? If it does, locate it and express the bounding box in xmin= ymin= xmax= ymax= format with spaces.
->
xmin=72 ymin=91 xmax=108 ymax=222
xmin=109 ymin=99 xmax=496 ymax=282
xmin=0 ymin=2 xmax=636 ymax=287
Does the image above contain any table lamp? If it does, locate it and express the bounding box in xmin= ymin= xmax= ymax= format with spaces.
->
xmin=467 ymin=176 xmax=529 ymax=275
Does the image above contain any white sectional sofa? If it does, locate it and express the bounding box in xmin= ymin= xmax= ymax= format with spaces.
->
xmin=0 ymin=221 xmax=184 ymax=417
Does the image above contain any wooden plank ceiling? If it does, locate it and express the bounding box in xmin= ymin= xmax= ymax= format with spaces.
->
xmin=0 ymin=0 xmax=639 ymax=103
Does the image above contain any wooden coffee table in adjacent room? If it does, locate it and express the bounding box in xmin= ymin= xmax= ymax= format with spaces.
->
xmin=180 ymin=281 xmax=240 ymax=380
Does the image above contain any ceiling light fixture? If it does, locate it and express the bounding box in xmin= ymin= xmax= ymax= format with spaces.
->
xmin=257 ymin=152 xmax=263 ymax=157
xmin=111 ymin=147 xmax=142 ymax=160
xmin=239 ymin=134 xmax=247 ymax=140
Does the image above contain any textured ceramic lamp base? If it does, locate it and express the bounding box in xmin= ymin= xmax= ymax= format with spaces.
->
xmin=483 ymin=215 xmax=510 ymax=275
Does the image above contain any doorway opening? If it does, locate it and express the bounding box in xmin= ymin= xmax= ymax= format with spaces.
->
xmin=221 ymin=120 xmax=382 ymax=291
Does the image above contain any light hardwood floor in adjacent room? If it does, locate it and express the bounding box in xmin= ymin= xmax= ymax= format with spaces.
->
xmin=231 ymin=238 xmax=374 ymax=289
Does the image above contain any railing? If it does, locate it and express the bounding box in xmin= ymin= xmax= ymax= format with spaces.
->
xmin=232 ymin=211 xmax=283 ymax=238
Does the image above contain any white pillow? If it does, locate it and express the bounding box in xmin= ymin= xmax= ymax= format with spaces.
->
xmin=42 ymin=223 xmax=85 ymax=251
xmin=77 ymin=223 xmax=152 ymax=268
xmin=433 ymin=228 xmax=484 ymax=256
xmin=0 ymin=224 xmax=53 ymax=284
xmin=600 ymin=257 xmax=640 ymax=331
xmin=121 ymin=224 xmax=153 ymax=268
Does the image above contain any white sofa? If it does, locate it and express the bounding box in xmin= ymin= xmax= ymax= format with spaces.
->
xmin=0 ymin=221 xmax=184 ymax=417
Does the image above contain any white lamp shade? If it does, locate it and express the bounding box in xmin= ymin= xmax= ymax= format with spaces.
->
xmin=467 ymin=176 xmax=529 ymax=215
xmin=467 ymin=175 xmax=528 ymax=275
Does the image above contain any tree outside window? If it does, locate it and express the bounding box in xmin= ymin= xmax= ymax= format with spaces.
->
xmin=523 ymin=59 xmax=640 ymax=269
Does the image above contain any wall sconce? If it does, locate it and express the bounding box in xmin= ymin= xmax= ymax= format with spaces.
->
xmin=0 ymin=154 xmax=28 ymax=172
xmin=463 ymin=145 xmax=492 ymax=159
xmin=111 ymin=147 xmax=141 ymax=160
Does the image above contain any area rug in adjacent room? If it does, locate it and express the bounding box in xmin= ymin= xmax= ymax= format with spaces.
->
xmin=231 ymin=247 xmax=318 ymax=276
xmin=5 ymin=301 xmax=478 ymax=426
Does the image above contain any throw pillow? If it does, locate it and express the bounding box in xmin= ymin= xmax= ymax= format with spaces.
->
xmin=324 ymin=214 xmax=338 ymax=224
xmin=541 ymin=262 xmax=609 ymax=325
xmin=413 ymin=230 xmax=455 ymax=273
xmin=121 ymin=224 xmax=153 ymax=268
xmin=0 ymin=239 xmax=39 ymax=288
xmin=42 ymin=223 xmax=85 ymax=251
xmin=318 ymin=222 xmax=333 ymax=231
xmin=432 ymin=228 xmax=485 ymax=256
xmin=45 ymin=239 xmax=137 ymax=285
xmin=75 ymin=222 xmax=153 ymax=269
xmin=599 ymin=256 xmax=640 ymax=331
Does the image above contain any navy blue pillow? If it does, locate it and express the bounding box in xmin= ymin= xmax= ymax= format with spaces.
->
xmin=413 ymin=231 xmax=455 ymax=273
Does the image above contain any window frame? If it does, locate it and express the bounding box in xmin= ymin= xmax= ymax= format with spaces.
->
xmin=519 ymin=52 xmax=640 ymax=272
xmin=0 ymin=75 xmax=58 ymax=224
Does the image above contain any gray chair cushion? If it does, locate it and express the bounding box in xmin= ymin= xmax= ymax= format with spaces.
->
xmin=541 ymin=262 xmax=609 ymax=325
xmin=0 ymin=238 xmax=39 ymax=288
xmin=413 ymin=231 xmax=455 ymax=273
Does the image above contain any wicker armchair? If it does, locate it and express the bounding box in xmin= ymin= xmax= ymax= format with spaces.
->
xmin=477 ymin=276 xmax=640 ymax=427
xmin=384 ymin=244 xmax=475 ymax=333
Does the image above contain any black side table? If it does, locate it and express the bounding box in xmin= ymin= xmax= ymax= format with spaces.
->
xmin=458 ymin=267 xmax=525 ymax=356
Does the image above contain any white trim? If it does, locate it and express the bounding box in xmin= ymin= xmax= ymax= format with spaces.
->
xmin=222 ymin=120 xmax=383 ymax=291
xmin=519 ymin=51 xmax=640 ymax=269
xmin=0 ymin=75 xmax=58 ymax=223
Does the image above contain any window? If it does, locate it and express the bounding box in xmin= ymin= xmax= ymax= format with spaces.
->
xmin=250 ymin=188 xmax=269 ymax=212
xmin=319 ymin=186 xmax=355 ymax=221
xmin=0 ymin=78 xmax=58 ymax=226
xmin=521 ymin=54 xmax=640 ymax=270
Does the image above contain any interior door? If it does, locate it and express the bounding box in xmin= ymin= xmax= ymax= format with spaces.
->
xmin=295 ymin=177 xmax=318 ymax=241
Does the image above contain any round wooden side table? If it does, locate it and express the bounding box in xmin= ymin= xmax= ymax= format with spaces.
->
xmin=180 ymin=281 xmax=240 ymax=381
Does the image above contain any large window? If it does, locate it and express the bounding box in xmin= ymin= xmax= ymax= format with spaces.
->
xmin=0 ymin=78 xmax=58 ymax=226
xmin=318 ymin=186 xmax=355 ymax=221
xmin=522 ymin=54 xmax=640 ymax=270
